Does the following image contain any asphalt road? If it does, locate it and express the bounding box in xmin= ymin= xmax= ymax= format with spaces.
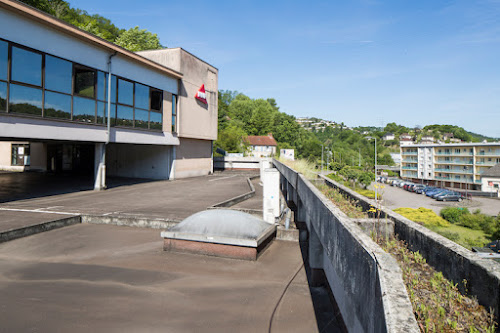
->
xmin=378 ymin=184 xmax=500 ymax=216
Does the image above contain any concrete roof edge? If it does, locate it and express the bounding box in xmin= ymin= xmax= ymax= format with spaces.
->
xmin=0 ymin=0 xmax=183 ymax=79
xmin=165 ymin=47 xmax=219 ymax=71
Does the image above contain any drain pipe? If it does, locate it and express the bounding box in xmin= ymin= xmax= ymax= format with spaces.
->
xmin=101 ymin=51 xmax=117 ymax=189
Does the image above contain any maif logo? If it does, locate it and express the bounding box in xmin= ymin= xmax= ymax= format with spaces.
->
xmin=195 ymin=84 xmax=207 ymax=104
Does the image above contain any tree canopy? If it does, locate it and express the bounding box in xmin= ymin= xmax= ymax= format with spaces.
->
xmin=19 ymin=0 xmax=163 ymax=52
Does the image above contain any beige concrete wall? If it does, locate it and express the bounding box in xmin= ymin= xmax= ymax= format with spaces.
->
xmin=138 ymin=48 xmax=218 ymax=141
xmin=0 ymin=141 xmax=25 ymax=171
xmin=174 ymin=138 xmax=212 ymax=178
xmin=162 ymin=91 xmax=173 ymax=133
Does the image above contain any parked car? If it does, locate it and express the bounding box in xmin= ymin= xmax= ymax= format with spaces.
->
xmin=425 ymin=188 xmax=444 ymax=197
xmin=413 ymin=184 xmax=426 ymax=194
xmin=486 ymin=240 xmax=500 ymax=253
xmin=435 ymin=192 xmax=463 ymax=202
xmin=431 ymin=189 xmax=452 ymax=199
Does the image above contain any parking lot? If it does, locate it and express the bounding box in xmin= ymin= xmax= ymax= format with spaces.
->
xmin=378 ymin=183 xmax=500 ymax=216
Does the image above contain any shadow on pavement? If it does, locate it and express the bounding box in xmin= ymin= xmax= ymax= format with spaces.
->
xmin=0 ymin=171 xmax=156 ymax=203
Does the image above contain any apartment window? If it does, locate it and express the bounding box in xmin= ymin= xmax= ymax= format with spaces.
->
xmin=428 ymin=172 xmax=431 ymax=177
xmin=45 ymin=55 xmax=72 ymax=94
xmin=455 ymin=149 xmax=460 ymax=153
xmin=171 ymin=94 xmax=177 ymax=133
xmin=11 ymin=46 xmax=42 ymax=86
xmin=11 ymin=144 xmax=30 ymax=166
xmin=0 ymin=40 xmax=7 ymax=81
xmin=74 ymin=65 xmax=96 ymax=98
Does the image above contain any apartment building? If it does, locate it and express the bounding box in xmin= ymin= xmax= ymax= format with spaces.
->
xmin=401 ymin=143 xmax=500 ymax=192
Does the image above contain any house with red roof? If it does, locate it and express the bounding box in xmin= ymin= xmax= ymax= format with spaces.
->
xmin=245 ymin=134 xmax=277 ymax=157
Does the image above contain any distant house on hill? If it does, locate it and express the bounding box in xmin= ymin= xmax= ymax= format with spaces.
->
xmin=399 ymin=133 xmax=413 ymax=146
xmin=246 ymin=134 xmax=278 ymax=157
xmin=420 ymin=135 xmax=435 ymax=144
xmin=382 ymin=133 xmax=395 ymax=141
xmin=443 ymin=133 xmax=454 ymax=141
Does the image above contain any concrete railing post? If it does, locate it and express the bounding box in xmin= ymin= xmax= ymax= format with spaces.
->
xmin=263 ymin=168 xmax=280 ymax=224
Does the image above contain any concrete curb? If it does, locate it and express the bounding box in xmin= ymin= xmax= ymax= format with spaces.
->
xmin=81 ymin=215 xmax=180 ymax=229
xmin=209 ymin=175 xmax=259 ymax=209
xmin=0 ymin=215 xmax=81 ymax=243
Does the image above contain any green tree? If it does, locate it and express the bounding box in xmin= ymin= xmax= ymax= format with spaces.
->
xmin=115 ymin=26 xmax=163 ymax=51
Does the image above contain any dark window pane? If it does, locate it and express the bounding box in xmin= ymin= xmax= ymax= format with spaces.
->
xmin=135 ymin=84 xmax=149 ymax=109
xmin=73 ymin=96 xmax=95 ymax=123
xmin=45 ymin=55 xmax=72 ymax=94
xmin=0 ymin=40 xmax=7 ymax=81
xmin=44 ymin=91 xmax=71 ymax=119
xmin=9 ymin=84 xmax=42 ymax=116
xmin=74 ymin=66 xmax=95 ymax=98
xmin=97 ymin=71 xmax=106 ymax=101
xmin=0 ymin=81 xmax=6 ymax=112
xmin=171 ymin=115 xmax=176 ymax=133
xmin=116 ymin=105 xmax=133 ymax=127
xmin=150 ymin=111 xmax=162 ymax=130
xmin=151 ymin=90 xmax=162 ymax=111
xmin=97 ymin=101 xmax=116 ymax=125
xmin=118 ymin=79 xmax=133 ymax=106
xmin=11 ymin=47 xmax=42 ymax=86
xmin=135 ymin=108 xmax=149 ymax=129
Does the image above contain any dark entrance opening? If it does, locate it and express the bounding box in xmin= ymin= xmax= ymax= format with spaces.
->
xmin=46 ymin=143 xmax=94 ymax=175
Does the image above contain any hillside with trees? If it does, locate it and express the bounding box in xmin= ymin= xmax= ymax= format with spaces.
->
xmin=19 ymin=0 xmax=162 ymax=52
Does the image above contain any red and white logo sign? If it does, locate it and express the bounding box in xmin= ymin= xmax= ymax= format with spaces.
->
xmin=195 ymin=84 xmax=207 ymax=104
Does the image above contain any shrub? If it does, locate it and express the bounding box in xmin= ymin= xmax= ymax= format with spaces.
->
xmin=437 ymin=230 xmax=460 ymax=242
xmin=440 ymin=207 xmax=470 ymax=224
xmin=394 ymin=207 xmax=450 ymax=227
xmin=458 ymin=213 xmax=496 ymax=234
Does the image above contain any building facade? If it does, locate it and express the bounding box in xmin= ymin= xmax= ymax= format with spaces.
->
xmin=246 ymin=134 xmax=277 ymax=158
xmin=0 ymin=0 xmax=217 ymax=188
xmin=401 ymin=143 xmax=500 ymax=191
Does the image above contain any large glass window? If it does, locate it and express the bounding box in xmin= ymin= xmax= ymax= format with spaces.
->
xmin=118 ymin=79 xmax=133 ymax=106
xmin=45 ymin=55 xmax=72 ymax=94
xmin=0 ymin=40 xmax=7 ymax=81
xmin=0 ymin=81 xmax=6 ymax=112
xmin=171 ymin=94 xmax=177 ymax=133
xmin=97 ymin=71 xmax=106 ymax=101
xmin=9 ymin=84 xmax=42 ymax=116
xmin=74 ymin=65 xmax=95 ymax=98
xmin=151 ymin=89 xmax=162 ymax=111
xmin=73 ymin=96 xmax=95 ymax=122
xmin=134 ymin=108 xmax=149 ymax=129
xmin=97 ymin=101 xmax=115 ymax=124
xmin=116 ymin=105 xmax=133 ymax=127
xmin=11 ymin=46 xmax=42 ymax=86
xmin=135 ymin=83 xmax=149 ymax=109
xmin=11 ymin=144 xmax=30 ymax=166
xmin=44 ymin=91 xmax=71 ymax=119
xmin=150 ymin=111 xmax=162 ymax=130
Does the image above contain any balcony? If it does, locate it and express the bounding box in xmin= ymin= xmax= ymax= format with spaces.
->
xmin=401 ymin=152 xmax=417 ymax=156
xmin=402 ymin=159 xmax=418 ymax=163
xmin=476 ymin=161 xmax=497 ymax=166
xmin=435 ymin=160 xmax=473 ymax=165
xmin=434 ymin=168 xmax=473 ymax=174
xmin=476 ymin=152 xmax=500 ymax=156
xmin=402 ymin=166 xmax=417 ymax=170
xmin=435 ymin=176 xmax=451 ymax=180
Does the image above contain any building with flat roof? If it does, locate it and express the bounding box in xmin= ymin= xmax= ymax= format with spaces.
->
xmin=401 ymin=142 xmax=500 ymax=191
xmin=0 ymin=0 xmax=217 ymax=188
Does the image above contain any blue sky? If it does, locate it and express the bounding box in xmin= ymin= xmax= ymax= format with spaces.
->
xmin=69 ymin=0 xmax=500 ymax=137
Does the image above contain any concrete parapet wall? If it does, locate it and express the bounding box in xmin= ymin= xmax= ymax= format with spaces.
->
xmin=213 ymin=156 xmax=261 ymax=170
xmin=318 ymin=173 xmax=500 ymax=320
xmin=273 ymin=160 xmax=418 ymax=333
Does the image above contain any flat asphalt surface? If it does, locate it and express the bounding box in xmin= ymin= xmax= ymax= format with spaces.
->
xmin=0 ymin=223 xmax=341 ymax=332
xmin=0 ymin=171 xmax=257 ymax=232
xmin=379 ymin=183 xmax=500 ymax=216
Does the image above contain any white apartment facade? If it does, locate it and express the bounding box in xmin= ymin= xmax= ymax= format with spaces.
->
xmin=401 ymin=143 xmax=500 ymax=191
